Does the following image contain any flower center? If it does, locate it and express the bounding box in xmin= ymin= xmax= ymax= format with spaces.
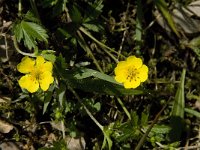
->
xmin=126 ymin=66 xmax=139 ymax=82
xmin=31 ymin=67 xmax=42 ymax=81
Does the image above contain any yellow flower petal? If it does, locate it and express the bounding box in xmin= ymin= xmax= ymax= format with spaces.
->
xmin=115 ymin=74 xmax=126 ymax=83
xmin=42 ymin=62 xmax=53 ymax=72
xmin=138 ymin=65 xmax=148 ymax=82
xmin=39 ymin=71 xmax=54 ymax=91
xmin=17 ymin=56 xmax=35 ymax=73
xmin=36 ymin=56 xmax=45 ymax=66
xmin=115 ymin=61 xmax=128 ymax=75
xmin=124 ymin=78 xmax=140 ymax=89
xmin=126 ymin=56 xmax=142 ymax=69
xmin=18 ymin=75 xmax=39 ymax=93
xmin=115 ymin=61 xmax=127 ymax=69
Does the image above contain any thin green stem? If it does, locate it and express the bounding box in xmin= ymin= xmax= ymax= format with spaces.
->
xmin=54 ymin=65 xmax=104 ymax=131
xmin=13 ymin=36 xmax=37 ymax=57
xmin=77 ymin=30 xmax=104 ymax=73
xmin=135 ymin=0 xmax=143 ymax=52
xmin=68 ymin=86 xmax=104 ymax=131
xmin=29 ymin=0 xmax=40 ymax=20
xmin=118 ymin=1 xmax=130 ymax=59
xmin=61 ymin=120 xmax=66 ymax=139
xmin=18 ymin=0 xmax=22 ymax=17
xmin=79 ymin=26 xmax=125 ymax=61
xmin=134 ymin=99 xmax=170 ymax=150
xmin=116 ymin=97 xmax=131 ymax=120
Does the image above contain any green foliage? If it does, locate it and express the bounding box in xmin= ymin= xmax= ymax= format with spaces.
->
xmin=188 ymin=36 xmax=200 ymax=61
xmin=154 ymin=0 xmax=180 ymax=37
xmin=54 ymin=55 xmax=145 ymax=96
xmin=69 ymin=5 xmax=82 ymax=24
xmin=171 ymin=69 xmax=186 ymax=118
xmin=185 ymin=107 xmax=200 ymax=118
xmin=39 ymin=0 xmax=68 ymax=17
xmin=24 ymin=11 xmax=41 ymax=23
xmin=102 ymin=125 xmax=113 ymax=150
xmin=13 ymin=20 xmax=48 ymax=50
xmin=147 ymin=124 xmax=171 ymax=147
xmin=81 ymin=98 xmax=101 ymax=113
xmin=43 ymin=84 xmax=54 ymax=114
xmin=41 ymin=50 xmax=56 ymax=62
xmin=169 ymin=69 xmax=186 ymax=142
xmin=1 ymin=0 xmax=199 ymax=149
xmin=108 ymin=111 xmax=149 ymax=149
xmin=82 ymin=0 xmax=104 ymax=32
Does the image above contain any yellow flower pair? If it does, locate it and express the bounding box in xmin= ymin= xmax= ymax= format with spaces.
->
xmin=114 ymin=56 xmax=148 ymax=89
xmin=17 ymin=55 xmax=147 ymax=92
xmin=17 ymin=56 xmax=54 ymax=93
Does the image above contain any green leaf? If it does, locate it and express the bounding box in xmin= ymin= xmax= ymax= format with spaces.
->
xmin=81 ymin=0 xmax=104 ymax=32
xmin=82 ymin=99 xmax=101 ymax=113
xmin=154 ymin=0 xmax=180 ymax=37
xmin=131 ymin=111 xmax=139 ymax=126
xmin=112 ymin=119 xmax=141 ymax=143
xmin=57 ymin=28 xmax=72 ymax=39
xmin=149 ymin=124 xmax=171 ymax=134
xmin=54 ymin=56 xmax=146 ymax=96
xmin=82 ymin=0 xmax=104 ymax=32
xmin=24 ymin=11 xmax=40 ymax=23
xmin=43 ymin=85 xmax=54 ymax=114
xmin=188 ymin=36 xmax=200 ymax=61
xmin=55 ymin=54 xmax=68 ymax=69
xmin=169 ymin=68 xmax=186 ymax=142
xmin=13 ymin=20 xmax=48 ymax=50
xmin=74 ymin=68 xmax=121 ymax=85
xmin=171 ymin=69 xmax=186 ymax=118
xmin=135 ymin=0 xmax=143 ymax=51
xmin=140 ymin=112 xmax=149 ymax=126
xmin=41 ymin=50 xmax=56 ymax=63
xmin=58 ymin=68 xmax=145 ymax=96
xmin=185 ymin=107 xmax=200 ymax=118
xmin=189 ymin=36 xmax=200 ymax=48
xmin=56 ymin=83 xmax=66 ymax=107
xmin=39 ymin=0 xmax=68 ymax=17
xmin=85 ymin=0 xmax=104 ymax=19
xmin=52 ymin=0 xmax=68 ymax=17
xmin=83 ymin=22 xmax=103 ymax=32
xmin=94 ymin=102 xmax=101 ymax=111
xmin=69 ymin=5 xmax=82 ymax=23
xmin=102 ymin=125 xmax=113 ymax=150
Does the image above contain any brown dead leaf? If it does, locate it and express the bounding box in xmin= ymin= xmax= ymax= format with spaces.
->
xmin=65 ymin=136 xmax=86 ymax=150
xmin=155 ymin=0 xmax=200 ymax=35
xmin=0 ymin=119 xmax=14 ymax=133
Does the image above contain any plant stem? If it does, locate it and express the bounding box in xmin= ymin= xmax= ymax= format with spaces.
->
xmin=134 ymin=99 xmax=170 ymax=150
xmin=116 ymin=97 xmax=131 ymax=120
xmin=77 ymin=30 xmax=104 ymax=73
xmin=68 ymin=86 xmax=104 ymax=131
xmin=18 ymin=0 xmax=22 ymax=17
xmin=135 ymin=0 xmax=143 ymax=52
xmin=79 ymin=26 xmax=125 ymax=61
xmin=13 ymin=36 xmax=37 ymax=57
xmin=61 ymin=120 xmax=65 ymax=139
xmin=29 ymin=0 xmax=40 ymax=20
xmin=118 ymin=1 xmax=130 ymax=59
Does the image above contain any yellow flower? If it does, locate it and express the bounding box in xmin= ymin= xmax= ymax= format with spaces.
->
xmin=17 ymin=56 xmax=54 ymax=93
xmin=114 ymin=56 xmax=148 ymax=89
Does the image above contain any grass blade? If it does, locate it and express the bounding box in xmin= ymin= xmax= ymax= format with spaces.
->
xmin=169 ymin=68 xmax=186 ymax=142
xmin=154 ymin=0 xmax=180 ymax=37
